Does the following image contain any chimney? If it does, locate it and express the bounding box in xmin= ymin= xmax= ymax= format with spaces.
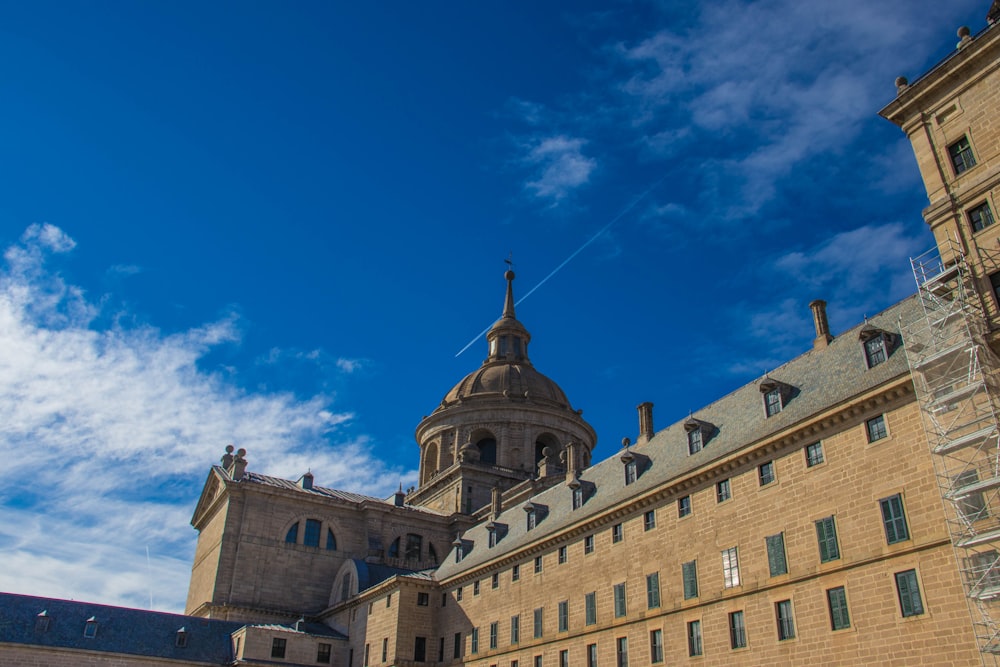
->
xmin=637 ymin=402 xmax=654 ymax=443
xmin=809 ymin=300 xmax=834 ymax=349
xmin=230 ymin=448 xmax=248 ymax=480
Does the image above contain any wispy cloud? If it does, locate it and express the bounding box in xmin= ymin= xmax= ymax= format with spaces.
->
xmin=522 ymin=134 xmax=597 ymax=203
xmin=0 ymin=225 xmax=415 ymax=612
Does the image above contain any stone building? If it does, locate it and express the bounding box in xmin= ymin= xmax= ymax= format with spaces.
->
xmin=4 ymin=5 xmax=1000 ymax=666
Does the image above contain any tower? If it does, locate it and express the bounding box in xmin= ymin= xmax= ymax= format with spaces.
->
xmin=408 ymin=269 xmax=597 ymax=514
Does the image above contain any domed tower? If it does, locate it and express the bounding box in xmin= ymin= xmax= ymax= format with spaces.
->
xmin=408 ymin=269 xmax=597 ymax=514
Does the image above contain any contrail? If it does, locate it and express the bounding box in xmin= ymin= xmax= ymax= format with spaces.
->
xmin=455 ymin=175 xmax=668 ymax=357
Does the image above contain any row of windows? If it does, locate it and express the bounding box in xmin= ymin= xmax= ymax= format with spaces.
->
xmin=946 ymin=135 xmax=996 ymax=233
xmin=284 ymin=519 xmax=337 ymax=550
xmin=270 ymin=637 xmax=332 ymax=663
xmin=461 ymin=570 xmax=923 ymax=664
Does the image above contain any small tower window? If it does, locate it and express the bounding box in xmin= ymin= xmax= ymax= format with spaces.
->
xmin=84 ymin=617 xmax=98 ymax=639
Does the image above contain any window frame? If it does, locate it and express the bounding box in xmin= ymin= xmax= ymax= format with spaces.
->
xmin=558 ymin=600 xmax=569 ymax=632
xmin=948 ymin=135 xmax=977 ymax=175
xmin=511 ymin=614 xmax=520 ymax=644
xmin=766 ymin=532 xmax=788 ymax=576
xmin=816 ymin=516 xmax=841 ymax=562
xmin=776 ymin=599 xmax=796 ymax=640
xmin=643 ymin=509 xmax=656 ymax=531
xmin=533 ymin=608 xmax=544 ymax=638
xmin=895 ymin=569 xmax=925 ymax=617
xmin=866 ymin=415 xmax=888 ymax=442
xmin=722 ymin=546 xmax=741 ymax=588
xmin=716 ymin=478 xmax=731 ymax=503
xmin=880 ymin=494 xmax=910 ymax=544
xmin=827 ymin=586 xmax=851 ymax=631
xmin=650 ymin=628 xmax=664 ymax=664
xmin=584 ymin=534 xmax=595 ymax=554
xmin=585 ymin=591 xmax=597 ymax=626
xmin=558 ymin=545 xmax=568 ymax=564
xmin=764 ymin=386 xmax=783 ymax=417
xmin=969 ymin=201 xmax=996 ymax=233
xmin=271 ymin=637 xmax=287 ymax=659
xmin=729 ymin=610 xmax=747 ymax=649
xmin=678 ymin=495 xmax=691 ymax=517
xmin=490 ymin=622 xmax=498 ymax=649
xmin=805 ymin=441 xmax=824 ymax=467
xmin=863 ymin=334 xmax=888 ymax=368
xmin=687 ymin=427 xmax=703 ymax=454
xmin=758 ymin=461 xmax=776 ymax=486
xmin=616 ymin=636 xmax=629 ymax=667
xmin=646 ymin=572 xmax=661 ymax=609
xmin=682 ymin=560 xmax=699 ymax=599
xmin=687 ymin=620 xmax=702 ymax=657
xmin=613 ymin=582 xmax=627 ymax=618
xmin=612 ymin=523 xmax=624 ymax=543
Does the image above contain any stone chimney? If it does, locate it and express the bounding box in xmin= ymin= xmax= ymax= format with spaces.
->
xmin=810 ymin=300 xmax=834 ymax=349
xmin=637 ymin=402 xmax=654 ymax=444
xmin=230 ymin=448 xmax=248 ymax=480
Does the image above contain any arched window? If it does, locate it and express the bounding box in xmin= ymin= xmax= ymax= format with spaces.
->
xmin=388 ymin=537 xmax=400 ymax=559
xmin=405 ymin=534 xmax=423 ymax=560
xmin=477 ymin=438 xmax=497 ymax=465
xmin=285 ymin=522 xmax=299 ymax=544
xmin=340 ymin=573 xmax=352 ymax=602
xmin=304 ymin=519 xmax=322 ymax=547
xmin=326 ymin=528 xmax=337 ymax=551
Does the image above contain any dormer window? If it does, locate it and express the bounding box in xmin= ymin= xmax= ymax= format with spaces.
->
xmin=572 ymin=486 xmax=584 ymax=510
xmin=684 ymin=418 xmax=713 ymax=455
xmin=34 ymin=611 xmax=49 ymax=634
xmin=760 ymin=379 xmax=791 ymax=417
xmin=525 ymin=503 xmax=537 ymax=530
xmin=84 ymin=617 xmax=98 ymax=639
xmin=488 ymin=525 xmax=498 ymax=548
xmin=486 ymin=522 xmax=506 ymax=548
xmin=859 ymin=326 xmax=895 ymax=369
xmin=621 ymin=449 xmax=638 ymax=485
xmin=175 ymin=627 xmax=188 ymax=648
xmin=453 ymin=536 xmax=465 ymax=563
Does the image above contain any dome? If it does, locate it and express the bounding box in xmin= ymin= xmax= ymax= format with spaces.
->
xmin=441 ymin=361 xmax=570 ymax=408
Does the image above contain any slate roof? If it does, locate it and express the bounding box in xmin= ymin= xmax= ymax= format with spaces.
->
xmin=240 ymin=471 xmax=447 ymax=515
xmin=0 ymin=592 xmax=243 ymax=664
xmin=435 ymin=296 xmax=920 ymax=579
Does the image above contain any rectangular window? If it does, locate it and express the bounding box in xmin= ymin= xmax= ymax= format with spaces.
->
xmin=454 ymin=633 xmax=462 ymax=659
xmin=558 ymin=600 xmax=569 ymax=632
xmin=682 ymin=560 xmax=698 ymax=599
xmin=765 ymin=387 xmax=783 ymax=416
xmin=271 ymin=638 xmax=287 ymax=659
xmin=678 ymin=495 xmax=691 ymax=517
xmin=729 ymin=610 xmax=747 ymax=649
xmin=365 ymin=643 xmax=370 ymax=666
xmin=970 ymin=202 xmax=996 ymax=232
xmin=439 ymin=637 xmax=445 ymax=661
xmin=864 ymin=335 xmax=887 ymax=368
xmin=471 ymin=628 xmax=479 ymax=654
xmin=489 ymin=529 xmax=498 ymax=548
xmin=956 ymin=469 xmax=988 ymax=522
xmin=317 ymin=643 xmax=331 ymax=663
xmin=614 ymin=582 xmax=627 ymax=617
xmin=534 ymin=555 xmax=543 ymax=574
xmin=688 ymin=428 xmax=703 ymax=454
xmin=612 ymin=523 xmax=624 ymax=543
xmin=490 ymin=622 xmax=498 ymax=649
xmin=585 ymin=591 xmax=597 ymax=625
xmin=716 ymin=478 xmax=731 ymax=502
xmin=474 ymin=581 xmax=481 ymax=596
xmin=759 ymin=461 xmax=776 ymax=486
xmin=805 ymin=441 xmax=824 ymax=467
xmin=722 ymin=546 xmax=741 ymax=588
xmin=511 ymin=615 xmax=520 ymax=644
xmin=587 ymin=643 xmax=598 ymax=667
xmin=646 ymin=572 xmax=661 ymax=609
xmin=533 ymin=608 xmax=544 ymax=638
xmin=649 ymin=629 xmax=663 ymax=663
xmin=527 ymin=510 xmax=536 ymax=531
xmin=816 ymin=516 xmax=840 ymax=562
xmin=687 ymin=620 xmax=702 ymax=657
xmin=644 ymin=509 xmax=656 ymax=531
xmin=512 ymin=564 xmax=520 ymax=582
xmin=866 ymin=415 xmax=887 ymax=442
xmin=559 ymin=545 xmax=568 ymax=564
xmin=776 ymin=599 xmax=796 ymax=640
xmin=827 ymin=586 xmax=851 ymax=630
xmin=560 ymin=649 xmax=569 ymax=667
xmin=414 ymin=637 xmax=427 ymax=662
xmin=968 ymin=551 xmax=1000 ymax=595
xmin=456 ymin=587 xmax=463 ymax=601
xmin=949 ymin=136 xmax=976 ymax=175
xmin=417 ymin=591 xmax=429 ymax=606
xmin=492 ymin=572 xmax=500 ymax=589
xmin=880 ymin=494 xmax=910 ymax=544
xmin=766 ymin=532 xmax=788 ymax=576
xmin=616 ymin=636 xmax=629 ymax=667
xmin=304 ymin=518 xmax=321 ymax=547
xmin=624 ymin=460 xmax=638 ymax=485
xmin=386 ymin=593 xmax=392 ymax=607
xmin=382 ymin=638 xmax=389 ymax=662
xmin=535 ymin=657 xmax=543 ymax=667
xmin=573 ymin=486 xmax=584 ymax=509
xmin=896 ymin=570 xmax=925 ymax=617
xmin=584 ymin=535 xmax=595 ymax=554
xmin=442 ymin=592 xmax=447 ymax=607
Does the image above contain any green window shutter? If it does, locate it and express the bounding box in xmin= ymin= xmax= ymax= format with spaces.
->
xmin=880 ymin=495 xmax=909 ymax=544
xmin=827 ymin=587 xmax=850 ymax=630
xmin=682 ymin=560 xmax=698 ymax=599
xmin=766 ymin=533 xmax=787 ymax=576
xmin=816 ymin=517 xmax=840 ymax=562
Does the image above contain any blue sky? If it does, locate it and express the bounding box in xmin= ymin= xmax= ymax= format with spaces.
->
xmin=0 ymin=1 xmax=990 ymax=612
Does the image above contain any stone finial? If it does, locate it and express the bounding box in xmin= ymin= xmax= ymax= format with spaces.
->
xmin=231 ymin=448 xmax=248 ymax=480
xmin=895 ymin=76 xmax=909 ymax=94
xmin=221 ymin=444 xmax=235 ymax=469
xmin=810 ymin=300 xmax=834 ymax=349
xmin=958 ymin=26 xmax=973 ymax=49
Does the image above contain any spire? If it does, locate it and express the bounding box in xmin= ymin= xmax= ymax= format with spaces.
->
xmin=502 ymin=269 xmax=516 ymax=320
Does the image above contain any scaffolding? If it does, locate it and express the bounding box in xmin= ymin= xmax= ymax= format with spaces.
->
xmin=905 ymin=238 xmax=1000 ymax=659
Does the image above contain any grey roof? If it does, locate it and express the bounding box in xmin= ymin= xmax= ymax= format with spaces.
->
xmin=354 ymin=560 xmax=429 ymax=593
xmin=241 ymin=471 xmax=446 ymax=515
xmin=435 ymin=296 xmax=919 ymax=579
xmin=0 ymin=592 xmax=243 ymax=664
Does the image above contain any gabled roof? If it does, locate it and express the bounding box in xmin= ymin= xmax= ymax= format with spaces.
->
xmin=0 ymin=592 xmax=243 ymax=664
xmin=435 ymin=296 xmax=919 ymax=579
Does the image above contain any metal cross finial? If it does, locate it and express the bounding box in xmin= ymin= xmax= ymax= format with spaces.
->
xmin=505 ymin=252 xmax=514 ymax=270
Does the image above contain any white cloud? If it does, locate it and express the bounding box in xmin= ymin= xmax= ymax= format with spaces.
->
xmin=336 ymin=357 xmax=364 ymax=373
xmin=0 ymin=225 xmax=415 ymax=612
xmin=523 ymin=135 xmax=597 ymax=203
